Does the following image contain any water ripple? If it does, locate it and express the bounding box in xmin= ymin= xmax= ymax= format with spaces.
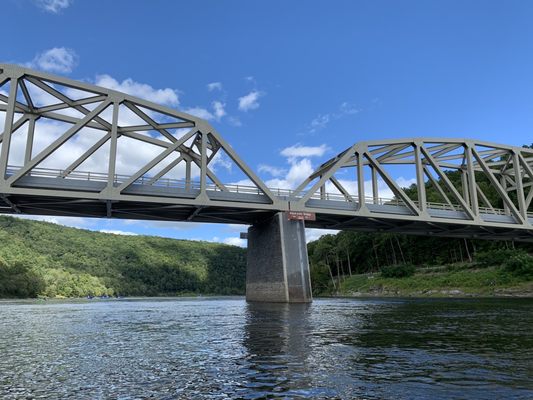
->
xmin=0 ymin=297 xmax=531 ymax=399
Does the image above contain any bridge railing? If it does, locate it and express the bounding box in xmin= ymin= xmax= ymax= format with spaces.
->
xmin=6 ymin=165 xmax=527 ymax=218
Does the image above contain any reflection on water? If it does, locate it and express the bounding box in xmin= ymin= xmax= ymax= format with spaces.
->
xmin=0 ymin=297 xmax=531 ymax=399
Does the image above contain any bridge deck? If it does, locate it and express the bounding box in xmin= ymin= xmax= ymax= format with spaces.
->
xmin=2 ymin=165 xmax=532 ymax=241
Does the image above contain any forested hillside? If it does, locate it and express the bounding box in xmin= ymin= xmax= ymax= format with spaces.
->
xmin=0 ymin=216 xmax=246 ymax=298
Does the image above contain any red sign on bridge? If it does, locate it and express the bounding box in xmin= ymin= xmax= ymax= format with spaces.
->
xmin=287 ymin=211 xmax=316 ymax=221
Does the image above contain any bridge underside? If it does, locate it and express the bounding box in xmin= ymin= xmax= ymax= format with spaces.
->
xmin=2 ymin=190 xmax=532 ymax=241
xmin=0 ymin=192 xmax=276 ymax=225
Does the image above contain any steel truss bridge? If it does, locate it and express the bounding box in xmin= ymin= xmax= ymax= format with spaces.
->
xmin=1 ymin=64 xmax=533 ymax=241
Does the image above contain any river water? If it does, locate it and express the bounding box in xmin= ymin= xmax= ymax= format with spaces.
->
xmin=0 ymin=297 xmax=531 ymax=399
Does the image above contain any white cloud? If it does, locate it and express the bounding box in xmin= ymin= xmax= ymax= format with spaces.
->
xmin=95 ymin=74 xmax=179 ymax=106
xmin=266 ymin=158 xmax=314 ymax=190
xmin=207 ymin=82 xmax=222 ymax=91
xmin=306 ymin=228 xmax=340 ymax=243
xmin=212 ymin=101 xmax=226 ymax=120
xmin=122 ymin=219 xmax=200 ymax=231
xmin=35 ymin=0 xmax=71 ymax=13
xmin=99 ymin=229 xmax=138 ymax=236
xmin=258 ymin=164 xmax=286 ymax=177
xmin=238 ymin=90 xmax=263 ymax=112
xmin=184 ymin=102 xmax=226 ymax=122
xmin=396 ymin=177 xmax=417 ymax=188
xmin=28 ymin=47 xmax=78 ymax=73
xmin=321 ymin=177 xmax=417 ymax=202
xmin=183 ymin=106 xmax=214 ymax=120
xmin=280 ymin=144 xmax=329 ymax=158
xmin=223 ymin=237 xmax=246 ymax=247
xmin=210 ymin=235 xmax=247 ymax=247
xmin=210 ymin=151 xmax=232 ymax=172
xmin=12 ymin=214 xmax=91 ymax=228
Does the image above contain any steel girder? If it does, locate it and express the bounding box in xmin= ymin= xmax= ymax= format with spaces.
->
xmin=1 ymin=63 xmax=533 ymax=240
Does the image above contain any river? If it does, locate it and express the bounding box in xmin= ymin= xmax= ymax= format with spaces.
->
xmin=0 ymin=297 xmax=531 ymax=399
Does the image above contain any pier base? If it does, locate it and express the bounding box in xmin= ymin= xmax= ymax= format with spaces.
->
xmin=246 ymin=212 xmax=312 ymax=303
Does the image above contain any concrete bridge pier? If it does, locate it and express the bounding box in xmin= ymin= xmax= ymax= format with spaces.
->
xmin=246 ymin=212 xmax=312 ymax=303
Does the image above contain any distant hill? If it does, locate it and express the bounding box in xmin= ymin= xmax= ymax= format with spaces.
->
xmin=0 ymin=215 xmax=246 ymax=298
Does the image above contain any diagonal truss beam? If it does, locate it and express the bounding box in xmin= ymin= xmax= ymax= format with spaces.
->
xmin=117 ymin=128 xmax=198 ymax=192
xmin=6 ymin=100 xmax=112 ymax=186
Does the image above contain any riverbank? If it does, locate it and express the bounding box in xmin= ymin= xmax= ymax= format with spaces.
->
xmin=334 ymin=266 xmax=533 ymax=298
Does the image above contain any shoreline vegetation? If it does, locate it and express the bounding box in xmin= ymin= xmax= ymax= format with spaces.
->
xmin=328 ymin=268 xmax=533 ymax=298
xmin=0 ymin=215 xmax=532 ymax=300
xmin=308 ymin=231 xmax=533 ymax=299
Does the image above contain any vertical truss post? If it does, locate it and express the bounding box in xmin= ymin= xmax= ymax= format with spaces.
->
xmin=513 ymin=151 xmax=527 ymax=219
xmin=371 ymin=165 xmax=378 ymax=205
xmin=414 ymin=143 xmax=426 ymax=212
xmin=200 ymin=131 xmax=207 ymax=196
xmin=465 ymin=144 xmax=479 ymax=216
xmin=24 ymin=116 xmax=36 ymax=164
xmin=185 ymin=160 xmax=191 ymax=190
xmin=0 ymin=77 xmax=18 ymax=181
xmin=500 ymin=174 xmax=510 ymax=215
xmin=107 ymin=101 xmax=120 ymax=189
xmin=357 ymin=151 xmax=366 ymax=210
xmin=320 ymin=176 xmax=325 ymax=199
xmin=461 ymin=169 xmax=470 ymax=206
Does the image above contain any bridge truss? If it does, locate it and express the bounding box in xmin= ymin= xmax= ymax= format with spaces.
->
xmin=292 ymin=139 xmax=533 ymax=240
xmin=1 ymin=64 xmax=532 ymax=241
xmin=0 ymin=64 xmax=281 ymax=224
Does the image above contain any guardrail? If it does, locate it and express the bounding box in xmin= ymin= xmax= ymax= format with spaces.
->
xmin=5 ymin=165 xmax=528 ymax=218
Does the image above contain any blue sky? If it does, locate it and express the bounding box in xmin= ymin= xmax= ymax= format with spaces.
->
xmin=3 ymin=0 xmax=533 ymax=245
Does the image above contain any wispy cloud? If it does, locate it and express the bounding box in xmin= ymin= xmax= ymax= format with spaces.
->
xmin=238 ymin=90 xmax=263 ymax=112
xmin=307 ymin=102 xmax=361 ymax=134
xmin=244 ymin=76 xmax=256 ymax=85
xmin=207 ymin=82 xmax=222 ymax=91
xmin=35 ymin=0 xmax=72 ymax=13
xmin=309 ymin=114 xmax=330 ymax=133
xmin=258 ymin=164 xmax=287 ymax=177
xmin=26 ymin=47 xmax=78 ymax=73
xmin=212 ymin=101 xmax=226 ymax=120
xmin=227 ymin=116 xmax=242 ymax=127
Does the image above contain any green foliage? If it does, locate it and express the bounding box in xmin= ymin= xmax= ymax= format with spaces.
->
xmin=309 ymin=262 xmax=332 ymax=294
xmin=340 ymin=267 xmax=530 ymax=296
xmin=475 ymin=249 xmax=518 ymax=267
xmin=504 ymin=252 xmax=533 ymax=278
xmin=381 ymin=263 xmax=416 ymax=278
xmin=0 ymin=216 xmax=246 ymax=298
xmin=308 ymin=229 xmax=533 ymax=295
xmin=0 ymin=256 xmax=45 ymax=298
